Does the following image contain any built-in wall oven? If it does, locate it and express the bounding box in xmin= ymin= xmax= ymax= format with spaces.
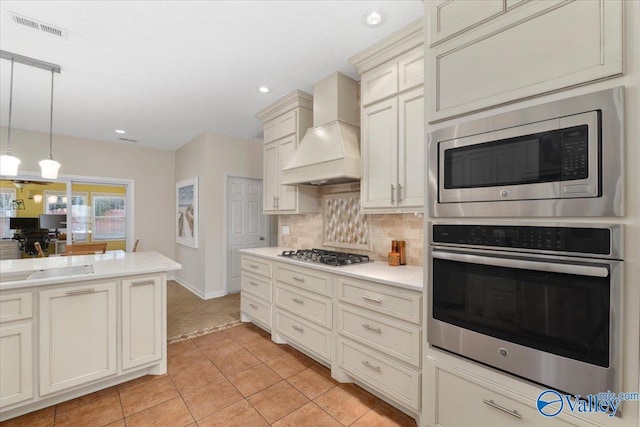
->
xmin=427 ymin=87 xmax=624 ymax=217
xmin=427 ymin=222 xmax=623 ymax=398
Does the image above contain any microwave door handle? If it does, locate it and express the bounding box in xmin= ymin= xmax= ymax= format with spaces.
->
xmin=432 ymin=251 xmax=609 ymax=278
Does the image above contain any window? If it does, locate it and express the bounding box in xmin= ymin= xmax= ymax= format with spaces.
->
xmin=44 ymin=191 xmax=89 ymax=241
xmin=0 ymin=188 xmax=16 ymax=238
xmin=92 ymin=193 xmax=125 ymax=240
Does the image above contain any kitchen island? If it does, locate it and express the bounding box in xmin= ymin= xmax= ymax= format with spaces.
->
xmin=0 ymin=251 xmax=181 ymax=421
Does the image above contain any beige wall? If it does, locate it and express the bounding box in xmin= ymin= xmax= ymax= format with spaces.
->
xmin=175 ymin=131 xmax=263 ymax=298
xmin=0 ymin=127 xmax=176 ymax=259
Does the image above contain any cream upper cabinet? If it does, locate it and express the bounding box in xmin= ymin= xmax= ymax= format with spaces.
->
xmin=351 ymin=21 xmax=424 ymax=214
xmin=427 ymin=0 xmax=624 ymax=123
xmin=361 ymin=98 xmax=398 ymax=210
xmin=398 ymin=86 xmax=424 ymax=209
xmin=121 ymin=276 xmax=163 ymax=371
xmin=39 ymin=282 xmax=117 ymax=396
xmin=256 ymin=91 xmax=318 ymax=215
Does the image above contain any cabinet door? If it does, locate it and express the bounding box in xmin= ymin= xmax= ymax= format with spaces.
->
xmin=263 ymin=142 xmax=279 ymax=212
xmin=428 ymin=0 xmax=505 ymax=46
xmin=277 ymin=109 xmax=297 ymax=139
xmin=263 ymin=119 xmax=278 ymax=144
xmin=398 ymin=87 xmax=424 ymax=209
xmin=361 ymin=61 xmax=398 ymax=106
xmin=398 ymin=47 xmax=424 ymax=92
xmin=39 ymin=282 xmax=117 ymax=395
xmin=122 ymin=276 xmax=163 ymax=370
xmin=277 ymin=136 xmax=297 ymax=211
xmin=0 ymin=323 xmax=33 ymax=408
xmin=362 ymin=98 xmax=398 ymax=209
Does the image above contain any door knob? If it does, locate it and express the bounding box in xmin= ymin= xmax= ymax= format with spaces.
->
xmin=259 ymin=236 xmax=265 ymax=240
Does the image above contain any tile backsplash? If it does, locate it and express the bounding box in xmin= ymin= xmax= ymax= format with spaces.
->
xmin=277 ymin=184 xmax=424 ymax=266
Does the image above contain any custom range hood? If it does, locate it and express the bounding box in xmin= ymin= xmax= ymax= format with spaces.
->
xmin=282 ymin=72 xmax=360 ymax=186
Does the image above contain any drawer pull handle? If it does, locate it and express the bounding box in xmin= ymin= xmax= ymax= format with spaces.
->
xmin=362 ymin=360 xmax=381 ymax=372
xmin=292 ymin=276 xmax=305 ymax=282
xmin=292 ymin=325 xmax=304 ymax=333
xmin=482 ymin=399 xmax=522 ymax=420
xmin=249 ymin=264 xmax=259 ymax=269
xmin=362 ymin=295 xmax=382 ymax=303
xmin=131 ymin=280 xmax=155 ymax=287
xmin=249 ymin=281 xmax=259 ymax=286
xmin=249 ymin=303 xmax=258 ymax=309
xmin=292 ymin=297 xmax=304 ymax=304
xmin=362 ymin=324 xmax=382 ymax=333
xmin=66 ymin=288 xmax=95 ymax=296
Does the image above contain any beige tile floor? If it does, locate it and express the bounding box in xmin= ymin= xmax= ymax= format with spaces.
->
xmin=0 ymin=324 xmax=417 ymax=427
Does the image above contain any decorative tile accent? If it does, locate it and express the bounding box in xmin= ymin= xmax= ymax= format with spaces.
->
xmin=323 ymin=192 xmax=369 ymax=250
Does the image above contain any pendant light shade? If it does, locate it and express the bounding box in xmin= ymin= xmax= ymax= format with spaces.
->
xmin=0 ymin=58 xmax=20 ymax=176
xmin=40 ymin=68 xmax=61 ymax=179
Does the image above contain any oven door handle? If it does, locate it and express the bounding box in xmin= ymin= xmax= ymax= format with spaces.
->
xmin=432 ymin=251 xmax=609 ymax=278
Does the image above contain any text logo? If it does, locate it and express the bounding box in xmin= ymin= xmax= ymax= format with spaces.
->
xmin=537 ymin=390 xmax=564 ymax=417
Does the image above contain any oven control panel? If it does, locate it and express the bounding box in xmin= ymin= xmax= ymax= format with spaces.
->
xmin=432 ymin=224 xmax=611 ymax=255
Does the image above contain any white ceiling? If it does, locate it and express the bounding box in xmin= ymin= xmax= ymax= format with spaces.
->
xmin=0 ymin=1 xmax=423 ymax=151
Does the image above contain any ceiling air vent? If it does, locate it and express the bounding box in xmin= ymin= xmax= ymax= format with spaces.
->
xmin=119 ymin=137 xmax=138 ymax=143
xmin=10 ymin=13 xmax=67 ymax=38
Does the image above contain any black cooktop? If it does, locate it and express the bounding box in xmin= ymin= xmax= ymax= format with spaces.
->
xmin=279 ymin=249 xmax=372 ymax=267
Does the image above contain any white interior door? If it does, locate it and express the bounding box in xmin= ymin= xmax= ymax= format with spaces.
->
xmin=227 ymin=177 xmax=267 ymax=294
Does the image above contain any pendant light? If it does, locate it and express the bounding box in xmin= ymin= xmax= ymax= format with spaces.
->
xmin=0 ymin=58 xmax=21 ymax=176
xmin=39 ymin=68 xmax=61 ymax=179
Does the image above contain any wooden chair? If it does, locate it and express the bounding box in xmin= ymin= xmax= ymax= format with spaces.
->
xmin=63 ymin=243 xmax=108 ymax=256
xmin=33 ymin=241 xmax=45 ymax=257
xmin=132 ymin=238 xmax=140 ymax=252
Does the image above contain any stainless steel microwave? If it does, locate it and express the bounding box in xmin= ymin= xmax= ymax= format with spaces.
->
xmin=428 ymin=87 xmax=624 ymax=217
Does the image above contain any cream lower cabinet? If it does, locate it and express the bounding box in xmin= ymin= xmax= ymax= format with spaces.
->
xmin=240 ymin=255 xmax=273 ymax=332
xmin=272 ymin=263 xmax=333 ymax=365
xmin=38 ymin=282 xmax=117 ymax=396
xmin=0 ymin=322 xmax=33 ymax=408
xmin=426 ymin=359 xmax=584 ymax=427
xmin=121 ymin=276 xmax=162 ymax=370
xmin=335 ymin=277 xmax=423 ymax=415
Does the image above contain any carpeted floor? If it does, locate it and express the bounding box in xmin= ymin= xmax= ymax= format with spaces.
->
xmin=167 ymin=280 xmax=241 ymax=343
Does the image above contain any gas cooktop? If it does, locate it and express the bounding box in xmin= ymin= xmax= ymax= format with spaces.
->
xmin=279 ymin=249 xmax=372 ymax=267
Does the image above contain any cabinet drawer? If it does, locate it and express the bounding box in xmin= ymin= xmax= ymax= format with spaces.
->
xmin=337 ymin=305 xmax=420 ymax=368
xmin=275 ymin=309 xmax=331 ymax=362
xmin=275 ymin=284 xmax=332 ymax=329
xmin=337 ymin=278 xmax=421 ymax=324
xmin=275 ymin=264 xmax=332 ymax=297
xmin=398 ymin=47 xmax=424 ymax=92
xmin=361 ymin=61 xmax=398 ymax=106
xmin=241 ymin=256 xmax=272 ymax=278
xmin=242 ymin=272 xmax=272 ymax=302
xmin=338 ymin=337 xmax=420 ymax=412
xmin=0 ymin=292 xmax=33 ymax=324
xmin=241 ymin=294 xmax=272 ymax=329
xmin=435 ymin=369 xmax=576 ymax=427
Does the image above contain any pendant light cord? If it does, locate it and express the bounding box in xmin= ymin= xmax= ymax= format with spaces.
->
xmin=49 ymin=68 xmax=54 ymax=160
xmin=6 ymin=59 xmax=14 ymax=154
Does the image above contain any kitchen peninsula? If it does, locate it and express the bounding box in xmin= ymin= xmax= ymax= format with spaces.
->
xmin=0 ymin=251 xmax=181 ymax=421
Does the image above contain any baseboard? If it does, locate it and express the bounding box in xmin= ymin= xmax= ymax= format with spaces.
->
xmin=173 ymin=277 xmax=227 ymax=300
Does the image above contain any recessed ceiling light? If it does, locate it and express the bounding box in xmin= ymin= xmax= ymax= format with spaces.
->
xmin=115 ymin=129 xmax=126 ymax=134
xmin=258 ymin=86 xmax=270 ymax=93
xmin=363 ymin=10 xmax=387 ymax=28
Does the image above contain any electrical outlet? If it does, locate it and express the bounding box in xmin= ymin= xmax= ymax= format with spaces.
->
xmin=282 ymin=225 xmax=290 ymax=235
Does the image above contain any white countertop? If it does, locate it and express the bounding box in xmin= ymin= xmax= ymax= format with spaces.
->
xmin=240 ymin=247 xmax=423 ymax=291
xmin=0 ymin=251 xmax=182 ymax=290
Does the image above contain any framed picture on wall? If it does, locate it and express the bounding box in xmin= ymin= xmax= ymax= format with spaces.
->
xmin=176 ymin=177 xmax=198 ymax=248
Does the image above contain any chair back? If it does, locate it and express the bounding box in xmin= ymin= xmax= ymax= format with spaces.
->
xmin=21 ymin=229 xmax=50 ymax=256
xmin=132 ymin=238 xmax=140 ymax=252
xmin=64 ymin=243 xmax=108 ymax=255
